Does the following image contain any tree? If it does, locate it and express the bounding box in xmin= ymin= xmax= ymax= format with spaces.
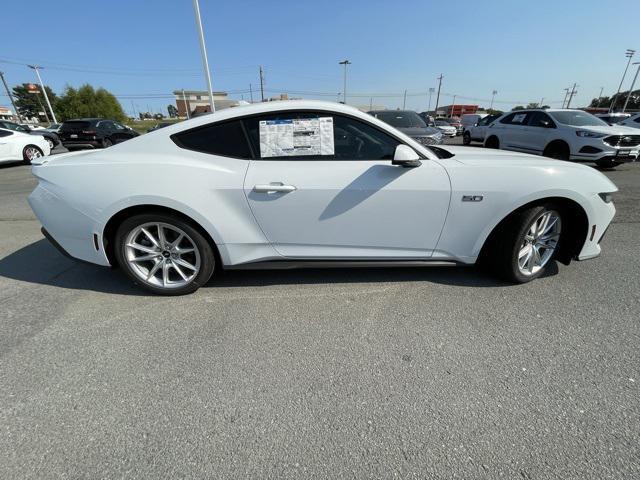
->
xmin=56 ymin=84 xmax=126 ymax=121
xmin=12 ymin=84 xmax=57 ymax=119
xmin=512 ymin=105 xmax=525 ymax=111
xmin=485 ymin=109 xmax=503 ymax=116
xmin=167 ymin=105 xmax=178 ymax=118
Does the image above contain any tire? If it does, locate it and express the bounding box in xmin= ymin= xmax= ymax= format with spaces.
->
xmin=485 ymin=136 xmax=499 ymax=149
xmin=463 ymin=131 xmax=471 ymax=145
xmin=102 ymin=138 xmax=113 ymax=148
xmin=484 ymin=204 xmax=562 ymax=283
xmin=22 ymin=145 xmax=43 ymax=163
xmin=596 ymin=158 xmax=620 ymax=169
xmin=114 ymin=213 xmax=216 ymax=295
xmin=543 ymin=142 xmax=570 ymax=161
xmin=45 ymin=137 xmax=55 ymax=150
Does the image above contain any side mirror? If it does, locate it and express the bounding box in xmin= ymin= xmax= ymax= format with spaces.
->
xmin=392 ymin=144 xmax=422 ymax=168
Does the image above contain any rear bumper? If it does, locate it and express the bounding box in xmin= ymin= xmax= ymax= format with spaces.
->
xmin=61 ymin=140 xmax=101 ymax=149
xmin=28 ymin=181 xmax=111 ymax=266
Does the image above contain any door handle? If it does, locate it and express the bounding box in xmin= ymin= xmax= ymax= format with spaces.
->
xmin=254 ymin=183 xmax=297 ymax=193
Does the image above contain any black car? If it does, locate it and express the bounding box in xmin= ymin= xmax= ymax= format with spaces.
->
xmin=0 ymin=120 xmax=61 ymax=150
xmin=368 ymin=110 xmax=444 ymax=146
xmin=147 ymin=122 xmax=173 ymax=133
xmin=59 ymin=118 xmax=139 ymax=150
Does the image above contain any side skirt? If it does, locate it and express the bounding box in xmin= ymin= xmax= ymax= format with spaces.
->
xmin=226 ymin=259 xmax=463 ymax=270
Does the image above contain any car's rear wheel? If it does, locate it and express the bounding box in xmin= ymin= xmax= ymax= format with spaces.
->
xmin=114 ymin=214 xmax=215 ymax=295
xmin=22 ymin=145 xmax=43 ymax=163
xmin=543 ymin=142 xmax=570 ymax=161
xmin=486 ymin=204 xmax=562 ymax=283
xmin=463 ymin=131 xmax=471 ymax=145
xmin=485 ymin=136 xmax=499 ymax=149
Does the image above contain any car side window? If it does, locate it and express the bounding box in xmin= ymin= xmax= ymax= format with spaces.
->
xmin=113 ymin=123 xmax=126 ymax=130
xmin=528 ymin=112 xmax=556 ymax=128
xmin=499 ymin=113 xmax=516 ymax=124
xmin=172 ymin=120 xmax=252 ymax=159
xmin=242 ymin=111 xmax=400 ymax=161
xmin=635 ymin=116 xmax=640 ymax=124
xmin=0 ymin=130 xmax=13 ymax=138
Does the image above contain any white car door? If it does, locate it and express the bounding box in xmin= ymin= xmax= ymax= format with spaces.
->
xmin=499 ymin=112 xmax=532 ymax=152
xmin=521 ymin=111 xmax=557 ymax=154
xmin=0 ymin=130 xmax=17 ymax=161
xmin=242 ymin=111 xmax=451 ymax=259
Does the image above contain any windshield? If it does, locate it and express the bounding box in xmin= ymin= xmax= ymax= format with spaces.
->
xmin=435 ymin=120 xmax=450 ymax=126
xmin=549 ymin=111 xmax=609 ymax=127
xmin=373 ymin=111 xmax=426 ymax=128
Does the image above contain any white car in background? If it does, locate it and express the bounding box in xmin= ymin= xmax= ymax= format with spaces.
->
xmin=463 ymin=114 xmax=501 ymax=145
xmin=28 ymin=101 xmax=617 ymax=295
xmin=618 ymin=113 xmax=640 ymax=129
xmin=0 ymin=128 xmax=50 ymax=164
xmin=434 ymin=120 xmax=457 ymax=137
xmin=484 ymin=109 xmax=640 ymax=168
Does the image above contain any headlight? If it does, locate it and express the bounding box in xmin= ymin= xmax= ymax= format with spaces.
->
xmin=576 ymin=130 xmax=606 ymax=138
xmin=598 ymin=192 xmax=614 ymax=203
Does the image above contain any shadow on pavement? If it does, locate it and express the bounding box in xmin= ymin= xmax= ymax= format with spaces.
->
xmin=0 ymin=239 xmax=146 ymax=296
xmin=0 ymin=239 xmax=559 ymax=295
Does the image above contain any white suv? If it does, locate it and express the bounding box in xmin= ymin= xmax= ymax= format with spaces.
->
xmin=619 ymin=113 xmax=640 ymax=130
xmin=462 ymin=114 xmax=501 ymax=145
xmin=484 ymin=109 xmax=640 ymax=168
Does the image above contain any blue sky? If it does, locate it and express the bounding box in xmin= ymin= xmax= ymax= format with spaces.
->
xmin=1 ymin=0 xmax=638 ymax=115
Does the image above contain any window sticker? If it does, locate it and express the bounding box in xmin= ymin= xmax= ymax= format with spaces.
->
xmin=512 ymin=113 xmax=527 ymax=124
xmin=259 ymin=117 xmax=335 ymax=158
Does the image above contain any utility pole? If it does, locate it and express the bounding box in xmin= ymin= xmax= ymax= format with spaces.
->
xmin=339 ymin=59 xmax=351 ymax=105
xmin=451 ymin=94 xmax=456 ymax=117
xmin=130 ymin=100 xmax=137 ymax=119
xmin=434 ymin=74 xmax=443 ymax=115
xmin=0 ymin=71 xmax=22 ymax=122
xmin=490 ymin=90 xmax=497 ymax=110
xmin=192 ymin=0 xmax=215 ymax=112
xmin=539 ymin=97 xmax=544 ymax=107
xmin=622 ymin=62 xmax=640 ymax=113
xmin=27 ymin=65 xmax=57 ymax=123
xmin=597 ymin=86 xmax=604 ymax=107
xmin=566 ymin=83 xmax=578 ymax=108
xmin=249 ymin=83 xmax=253 ymax=103
xmin=259 ymin=65 xmax=265 ymax=102
xmin=562 ymin=88 xmax=570 ymax=108
xmin=182 ymin=89 xmax=190 ymax=119
xmin=428 ymin=87 xmax=435 ymax=112
xmin=402 ymin=89 xmax=407 ymax=109
xmin=369 ymin=96 xmax=373 ymax=110
xmin=610 ymin=49 xmax=636 ymax=113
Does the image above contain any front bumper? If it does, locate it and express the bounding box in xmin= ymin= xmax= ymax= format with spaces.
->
xmin=576 ymin=196 xmax=616 ymax=261
xmin=571 ymin=139 xmax=639 ymax=163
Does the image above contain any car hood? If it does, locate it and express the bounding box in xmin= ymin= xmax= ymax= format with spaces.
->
xmin=571 ymin=124 xmax=640 ymax=136
xmin=439 ymin=146 xmax=618 ymax=191
xmin=397 ymin=126 xmax=441 ymax=137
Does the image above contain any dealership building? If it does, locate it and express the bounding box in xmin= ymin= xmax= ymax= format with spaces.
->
xmin=437 ymin=104 xmax=479 ymax=117
xmin=172 ymin=90 xmax=240 ymax=117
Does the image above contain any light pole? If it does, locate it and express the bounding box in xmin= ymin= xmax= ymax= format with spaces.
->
xmin=27 ymin=65 xmax=57 ymax=124
xmin=562 ymin=88 xmax=570 ymax=108
xmin=451 ymin=94 xmax=456 ymax=117
xmin=192 ymin=0 xmax=215 ymax=112
xmin=434 ymin=74 xmax=443 ymax=114
xmin=427 ymin=87 xmax=435 ymax=112
xmin=597 ymin=86 xmax=604 ymax=107
xmin=402 ymin=89 xmax=407 ymax=109
xmin=0 ymin=71 xmax=22 ymax=122
xmin=490 ymin=90 xmax=497 ymax=110
xmin=622 ymin=62 xmax=640 ymax=113
xmin=339 ymin=60 xmax=351 ymax=105
xmin=566 ymin=83 xmax=578 ymax=108
xmin=610 ymin=49 xmax=636 ymax=113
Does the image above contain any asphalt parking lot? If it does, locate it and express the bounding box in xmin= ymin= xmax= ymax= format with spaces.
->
xmin=0 ymin=148 xmax=638 ymax=479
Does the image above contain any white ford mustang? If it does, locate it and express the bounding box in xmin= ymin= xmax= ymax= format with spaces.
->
xmin=28 ymin=101 xmax=617 ymax=295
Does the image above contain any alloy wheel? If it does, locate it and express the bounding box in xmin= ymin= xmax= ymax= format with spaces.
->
xmin=124 ymin=222 xmax=201 ymax=289
xmin=517 ymin=210 xmax=561 ymax=276
xmin=24 ymin=147 xmax=42 ymax=160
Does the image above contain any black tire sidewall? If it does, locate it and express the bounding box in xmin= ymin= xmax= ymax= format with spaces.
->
xmin=103 ymin=138 xmax=113 ymax=148
xmin=463 ymin=132 xmax=471 ymax=145
xmin=492 ymin=204 xmax=561 ymax=283
xmin=114 ymin=213 xmax=215 ymax=295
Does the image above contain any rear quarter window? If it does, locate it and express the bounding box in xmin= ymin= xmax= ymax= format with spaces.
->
xmin=171 ymin=120 xmax=252 ymax=159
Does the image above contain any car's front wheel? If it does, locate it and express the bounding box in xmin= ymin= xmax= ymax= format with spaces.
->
xmin=102 ymin=138 xmax=113 ymax=148
xmin=22 ymin=145 xmax=43 ymax=163
xmin=114 ymin=213 xmax=216 ymax=295
xmin=486 ymin=205 xmax=562 ymax=283
xmin=462 ymin=131 xmax=471 ymax=145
